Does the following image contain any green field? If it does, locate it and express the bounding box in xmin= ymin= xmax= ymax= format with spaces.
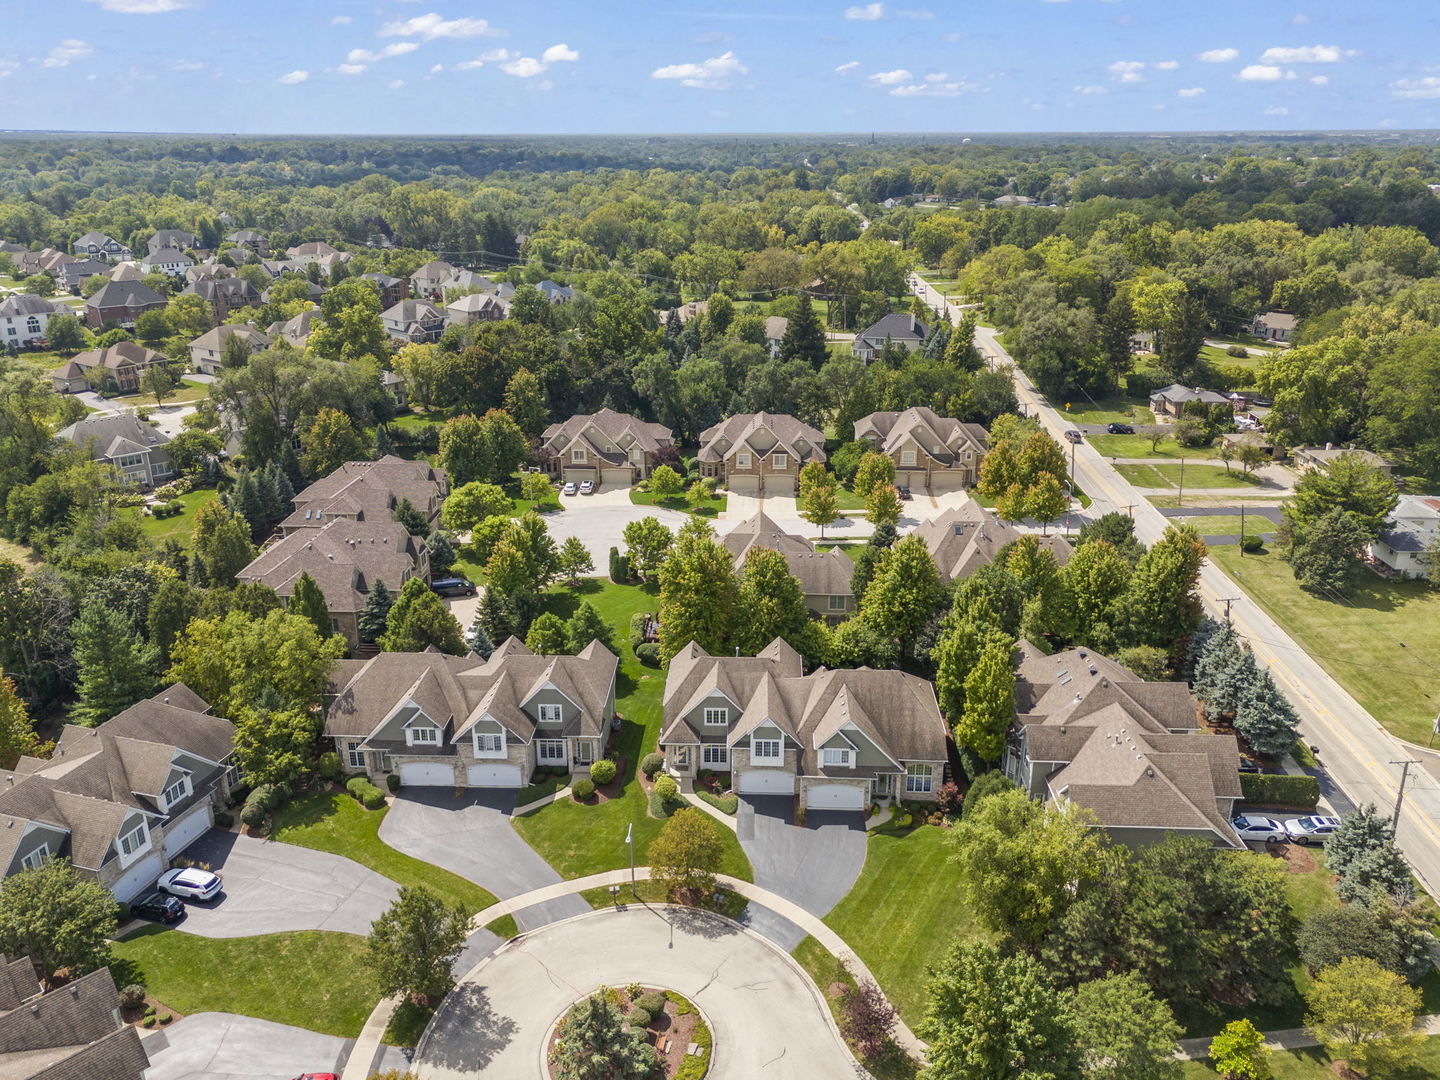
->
xmin=1089 ymin=433 xmax=1223 ymax=461
xmin=1116 ymin=462 xmax=1267 ymax=490
xmin=1210 ymin=547 xmax=1440 ymax=744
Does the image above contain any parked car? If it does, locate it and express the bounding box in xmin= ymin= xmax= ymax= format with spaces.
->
xmin=430 ymin=577 xmax=477 ymax=598
xmin=158 ymin=867 xmax=222 ymax=901
xmin=579 ymin=480 xmax=594 ymax=495
xmin=130 ymin=893 xmax=185 ymax=924
xmin=897 ymin=485 xmax=912 ymax=501
xmin=1284 ymin=815 xmax=1342 ymax=845
xmin=1063 ymin=430 xmax=1083 ymax=444
xmin=562 ymin=481 xmax=577 ymax=496
xmin=1232 ymin=815 xmax=1287 ymax=842
xmin=1106 ymin=422 xmax=1135 ymax=435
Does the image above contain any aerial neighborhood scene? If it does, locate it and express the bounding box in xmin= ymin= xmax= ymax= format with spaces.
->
xmin=7 ymin=2 xmax=1440 ymax=1080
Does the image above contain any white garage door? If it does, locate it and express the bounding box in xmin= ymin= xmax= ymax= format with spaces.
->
xmin=466 ymin=763 xmax=523 ymax=788
xmin=399 ymin=762 xmax=455 ymax=787
xmin=113 ymin=853 xmax=165 ymax=902
xmin=163 ymin=804 xmax=213 ymax=858
xmin=737 ymin=769 xmax=795 ymax=795
xmin=804 ymin=784 xmax=867 ymax=810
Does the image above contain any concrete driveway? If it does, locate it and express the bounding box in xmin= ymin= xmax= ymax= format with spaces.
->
xmin=145 ymin=1012 xmax=410 ymax=1080
xmin=414 ymin=908 xmax=860 ymax=1080
xmin=170 ymin=831 xmax=398 ymax=938
xmin=735 ymin=796 xmax=867 ymax=950
xmin=379 ymin=790 xmax=587 ymax=931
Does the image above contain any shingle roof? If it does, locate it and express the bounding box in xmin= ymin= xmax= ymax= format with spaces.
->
xmin=696 ymin=412 xmax=826 ymax=465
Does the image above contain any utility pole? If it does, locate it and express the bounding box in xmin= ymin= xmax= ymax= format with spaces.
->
xmin=1391 ymin=760 xmax=1422 ymax=830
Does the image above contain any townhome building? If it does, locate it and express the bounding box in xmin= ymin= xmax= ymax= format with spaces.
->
xmin=539 ymin=408 xmax=676 ymax=488
xmin=853 ymin=406 xmax=988 ymax=490
xmin=54 ymin=412 xmax=174 ymax=487
xmin=696 ymin=412 xmax=826 ymax=496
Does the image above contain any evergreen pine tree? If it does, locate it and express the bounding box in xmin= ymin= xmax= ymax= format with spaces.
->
xmin=465 ymin=612 xmax=495 ymax=658
xmin=71 ymin=603 xmax=158 ymax=727
xmin=289 ymin=572 xmax=332 ymax=640
xmin=358 ymin=580 xmax=394 ymax=643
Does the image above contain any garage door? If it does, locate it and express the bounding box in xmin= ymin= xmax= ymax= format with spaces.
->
xmin=736 ymin=769 xmax=795 ymax=795
xmin=466 ymin=763 xmax=522 ymax=788
xmin=163 ymin=804 xmax=213 ymax=858
xmin=113 ymin=852 xmax=165 ymax=902
xmin=399 ymin=762 xmax=454 ymax=787
xmin=727 ymin=475 xmax=760 ymax=496
xmin=804 ymin=783 xmax=867 ymax=810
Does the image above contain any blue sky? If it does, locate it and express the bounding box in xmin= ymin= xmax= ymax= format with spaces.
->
xmin=6 ymin=0 xmax=1440 ymax=134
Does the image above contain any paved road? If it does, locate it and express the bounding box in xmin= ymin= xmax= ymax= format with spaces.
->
xmin=910 ymin=273 xmax=1440 ymax=899
xmin=144 ymin=1012 xmax=410 ymax=1080
xmin=172 ymin=831 xmax=398 ymax=938
xmin=379 ymin=789 xmax=587 ymax=931
xmin=414 ymin=907 xmax=862 ymax=1080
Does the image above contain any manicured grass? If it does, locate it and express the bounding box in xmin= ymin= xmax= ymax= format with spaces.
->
xmin=818 ymin=824 xmax=981 ymax=1026
xmin=511 ymin=580 xmax=753 ymax=883
xmin=630 ymin=488 xmax=727 ymax=517
xmin=1056 ymin=397 xmax=1151 ymax=426
xmin=1182 ymin=1036 xmax=1440 ymax=1078
xmin=1116 ymin=463 xmax=1266 ymax=490
xmin=111 ymin=926 xmax=376 ymax=1038
xmin=1210 ymin=547 xmax=1440 ymax=744
xmin=1089 ymin=433 xmax=1223 ymax=461
xmin=1171 ymin=515 xmax=1271 ymax=538
xmin=272 ymin=789 xmax=513 ymax=934
xmin=122 ymin=488 xmax=219 ymax=546
xmin=797 ymin=485 xmax=868 ymax=513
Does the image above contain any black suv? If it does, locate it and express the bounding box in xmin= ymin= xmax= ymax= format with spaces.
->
xmin=430 ymin=577 xmax=478 ymax=598
xmin=131 ymin=892 xmax=185 ymax=924
xmin=1106 ymin=422 xmax=1135 ymax=435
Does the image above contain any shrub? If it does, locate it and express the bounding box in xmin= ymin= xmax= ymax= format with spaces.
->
xmin=386 ymin=773 xmax=401 ymax=792
xmin=590 ymin=759 xmax=617 ymax=786
xmin=935 ymin=782 xmax=963 ymax=816
xmin=213 ymin=810 xmax=234 ymax=829
xmin=653 ymin=775 xmax=679 ymax=801
xmin=634 ymin=642 xmax=660 ymax=666
xmin=1227 ymin=344 xmax=1250 ymax=358
xmin=1240 ymin=533 xmax=1264 ymax=553
xmin=119 ymin=984 xmax=146 ymax=1009
xmin=572 ymin=778 xmax=596 ymax=800
xmin=1239 ymin=772 xmax=1319 ymax=808
xmin=316 ymin=752 xmax=342 ymax=782
xmin=640 ymin=753 xmax=665 ymax=780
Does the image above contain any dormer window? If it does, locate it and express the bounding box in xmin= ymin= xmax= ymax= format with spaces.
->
xmin=822 ymin=748 xmax=853 ymax=768
xmin=703 ymin=707 xmax=728 ymax=727
xmin=538 ymin=703 xmax=562 ymax=724
xmin=409 ymin=726 xmax=439 ymax=746
xmin=161 ymin=776 xmax=191 ymax=809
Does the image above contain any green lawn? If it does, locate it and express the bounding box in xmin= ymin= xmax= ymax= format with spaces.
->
xmin=272 ymin=789 xmax=513 ymax=934
xmin=111 ymin=926 xmax=377 ymax=1037
xmin=121 ymin=488 xmax=219 ymax=546
xmin=1182 ymin=1036 xmax=1440 ymax=1079
xmin=797 ymin=485 xmax=868 ymax=513
xmin=1116 ymin=463 xmax=1266 ymax=490
xmin=1210 ymin=547 xmax=1440 ymax=744
xmin=817 ymin=824 xmax=981 ymax=1026
xmin=630 ymin=488 xmax=727 ymax=517
xmin=1089 ymin=433 xmax=1223 ymax=461
xmin=1055 ymin=397 xmax=1151 ymax=426
xmin=512 ymin=581 xmax=752 ymax=883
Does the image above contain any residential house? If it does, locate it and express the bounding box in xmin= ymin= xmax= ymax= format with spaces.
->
xmin=224 ymin=229 xmax=268 ymax=252
xmin=446 ymin=291 xmax=509 ymax=325
xmin=0 ymin=683 xmax=237 ymax=899
xmin=913 ymin=500 xmax=1073 ymax=583
xmin=1148 ymin=384 xmax=1232 ymax=418
xmin=696 ymin=412 xmax=826 ymax=496
xmin=282 ymin=455 xmax=448 ymax=536
xmin=1292 ymin=444 xmax=1393 ymax=476
xmin=326 ymin=637 xmax=619 ymax=787
xmin=1370 ymin=495 xmax=1440 ymax=579
xmin=50 ymin=340 xmax=168 ymax=394
xmin=59 ymin=258 xmax=110 ymax=293
xmin=721 ymin=512 xmax=854 ymax=622
xmin=1249 ymin=311 xmax=1298 ymax=344
xmin=852 ymin=313 xmax=929 ymax=362
xmin=0 ymin=965 xmax=151 ymax=1080
xmin=188 ymin=323 xmax=270 ymax=376
xmin=146 ymin=229 xmax=195 ymax=255
xmin=1003 ymin=642 xmax=1243 ymax=849
xmin=409 ymin=260 xmax=457 ymax=298
xmin=381 ymin=299 xmax=447 ymax=343
xmin=72 ymin=230 xmax=133 ymax=263
xmin=236 ymin=519 xmax=428 ymax=650
xmin=853 ymin=406 xmax=989 ymax=490
xmin=536 ymin=279 xmax=574 ymax=303
xmin=139 ymin=247 xmax=192 ymax=278
xmin=0 ymin=295 xmax=62 ymax=348
xmin=267 ymin=307 xmax=319 ymax=349
xmin=182 ymin=275 xmax=262 ymax=323
xmin=539 ymin=408 xmax=676 ymax=488
xmin=362 ymin=272 xmax=409 ymax=309
xmin=54 ymin=412 xmax=173 ymax=486
xmin=658 ymin=638 xmax=949 ymax=807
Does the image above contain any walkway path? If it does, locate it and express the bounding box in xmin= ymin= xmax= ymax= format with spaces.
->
xmin=1176 ymin=1013 xmax=1440 ymax=1061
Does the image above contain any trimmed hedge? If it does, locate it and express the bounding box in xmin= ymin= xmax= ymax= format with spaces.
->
xmin=1240 ymin=772 xmax=1320 ymax=809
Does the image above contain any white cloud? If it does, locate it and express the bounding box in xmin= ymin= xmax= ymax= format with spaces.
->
xmin=81 ymin=0 xmax=190 ymax=11
xmin=330 ymin=15 xmax=351 ymax=25
xmin=346 ymin=42 xmax=419 ymax=63
xmin=1177 ymin=86 xmax=1205 ymax=97
xmin=379 ymin=13 xmax=500 ymax=40
xmin=170 ymin=59 xmax=203 ymax=71
xmin=650 ymin=50 xmax=748 ymax=89
xmin=500 ymin=56 xmax=547 ymax=77
xmin=1264 ymin=105 xmax=1290 ymax=115
xmin=890 ymin=76 xmax=981 ymax=97
xmin=541 ymin=43 xmax=579 ymax=63
xmin=42 ymin=40 xmax=93 ymax=68
xmin=1391 ymin=76 xmax=1440 ymax=100
xmin=1237 ymin=64 xmax=1285 ymax=81
xmin=1259 ymin=44 xmax=1342 ymax=63
xmin=1309 ymin=74 xmax=1328 ymax=85
xmin=1074 ymin=84 xmax=1107 ymax=95
xmin=867 ymin=68 xmax=913 ymax=85
xmin=844 ymin=3 xmax=884 ymax=20
xmin=1197 ymin=48 xmax=1238 ymax=62
xmin=337 ymin=63 xmax=366 ymax=74
xmin=278 ymin=69 xmax=309 ymax=84
xmin=834 ymin=60 xmax=860 ymax=74
xmin=1154 ymin=60 xmax=1179 ymax=70
xmin=388 ymin=79 xmax=405 ymax=89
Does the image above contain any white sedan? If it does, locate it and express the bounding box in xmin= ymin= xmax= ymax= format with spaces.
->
xmin=158 ymin=867 xmax=222 ymax=901
xmin=1232 ymin=815 xmax=1287 ymax=843
xmin=1283 ymin=815 xmax=1342 ymax=845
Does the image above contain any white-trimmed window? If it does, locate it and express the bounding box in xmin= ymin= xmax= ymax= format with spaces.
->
xmin=751 ymin=738 xmax=782 ymax=763
xmin=475 ymin=732 xmax=503 ymax=754
xmin=20 ymin=844 xmax=49 ymax=871
xmin=905 ymin=764 xmax=933 ymax=793
xmin=409 ymin=726 xmax=439 ymax=746
xmin=828 ymin=594 xmax=847 ymax=611
xmin=702 ymin=744 xmax=729 ymax=766
xmin=538 ymin=703 xmax=562 ymax=724
xmin=571 ymin=448 xmax=586 ymax=463
xmin=736 ymin=452 xmax=752 ymax=468
xmin=822 ymin=748 xmax=853 ymax=768
xmin=161 ymin=776 xmax=190 ymax=808
xmin=901 ymin=449 xmax=916 ymax=465
xmin=703 ymin=707 xmax=728 ymax=727
xmin=537 ymin=739 xmax=566 ymax=763
xmin=118 ymin=823 xmax=149 ymax=857
xmin=347 ymin=740 xmax=365 ymax=768
xmin=772 ymin=452 xmax=788 ymax=470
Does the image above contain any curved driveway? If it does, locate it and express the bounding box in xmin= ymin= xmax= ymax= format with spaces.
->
xmin=414 ymin=907 xmax=862 ymax=1080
